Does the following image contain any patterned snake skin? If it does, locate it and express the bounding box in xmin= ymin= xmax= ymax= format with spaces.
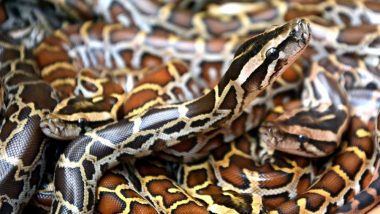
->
xmin=1 ymin=0 xmax=380 ymax=213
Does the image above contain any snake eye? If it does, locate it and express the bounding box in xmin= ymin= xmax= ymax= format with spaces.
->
xmin=78 ymin=118 xmax=87 ymax=128
xmin=266 ymin=47 xmax=279 ymax=60
xmin=298 ymin=135 xmax=308 ymax=143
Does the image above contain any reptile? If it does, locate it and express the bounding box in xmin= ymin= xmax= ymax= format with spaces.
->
xmin=50 ymin=18 xmax=311 ymax=213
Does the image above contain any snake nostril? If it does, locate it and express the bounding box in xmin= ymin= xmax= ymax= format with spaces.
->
xmin=290 ymin=19 xmax=308 ymax=41
xmin=295 ymin=19 xmax=310 ymax=42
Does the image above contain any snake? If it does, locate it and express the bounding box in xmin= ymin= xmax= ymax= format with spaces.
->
xmin=95 ymin=101 xmax=311 ymax=214
xmin=47 ymin=18 xmax=310 ymax=213
xmin=32 ymin=16 xmax=306 ymax=163
xmin=47 ymin=2 xmax=380 ymax=214
xmin=260 ymin=60 xmax=350 ymax=157
xmin=50 ymin=0 xmax=380 ymax=39
xmin=39 ymin=60 xmax=199 ymax=140
xmin=267 ymin=115 xmax=377 ymax=213
xmin=92 ymin=59 xmax=305 ymax=214
xmin=96 ymin=164 xmax=160 ymax=214
xmin=0 ymin=0 xmax=74 ymax=48
xmin=336 ymin=101 xmax=380 ymax=213
xmin=258 ymin=32 xmax=380 ymax=212
xmin=1 ymin=0 xmax=380 ymax=213
xmin=32 ymin=60 xmax=206 ymax=212
xmin=94 ymin=97 xmax=311 ymax=214
xmin=93 ymin=88 xmax=380 ymax=214
xmin=31 ymin=0 xmax=380 ymax=146
xmin=0 ymin=35 xmax=58 ymax=213
xmin=39 ymin=68 xmax=126 ymax=140
xmin=263 ymin=72 xmax=380 ymax=212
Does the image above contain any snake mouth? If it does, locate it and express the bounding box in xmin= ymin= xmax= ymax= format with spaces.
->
xmin=259 ymin=122 xmax=309 ymax=157
xmin=40 ymin=118 xmax=82 ymax=140
xmin=259 ymin=122 xmax=283 ymax=150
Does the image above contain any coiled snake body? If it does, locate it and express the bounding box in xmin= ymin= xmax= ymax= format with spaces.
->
xmin=0 ymin=36 xmax=58 ymax=213
xmin=1 ymin=0 xmax=380 ymax=214
xmin=49 ymin=19 xmax=310 ymax=213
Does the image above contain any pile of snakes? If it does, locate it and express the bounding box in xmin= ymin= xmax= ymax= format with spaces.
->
xmin=1 ymin=0 xmax=380 ymax=213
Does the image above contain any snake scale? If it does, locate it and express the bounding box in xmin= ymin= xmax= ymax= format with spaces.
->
xmin=0 ymin=35 xmax=58 ymax=213
xmin=1 ymin=0 xmax=380 ymax=214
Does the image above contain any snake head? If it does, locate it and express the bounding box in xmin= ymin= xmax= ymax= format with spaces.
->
xmin=259 ymin=121 xmax=325 ymax=157
xmin=259 ymin=104 xmax=348 ymax=157
xmin=221 ymin=18 xmax=310 ymax=95
xmin=40 ymin=117 xmax=83 ymax=140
